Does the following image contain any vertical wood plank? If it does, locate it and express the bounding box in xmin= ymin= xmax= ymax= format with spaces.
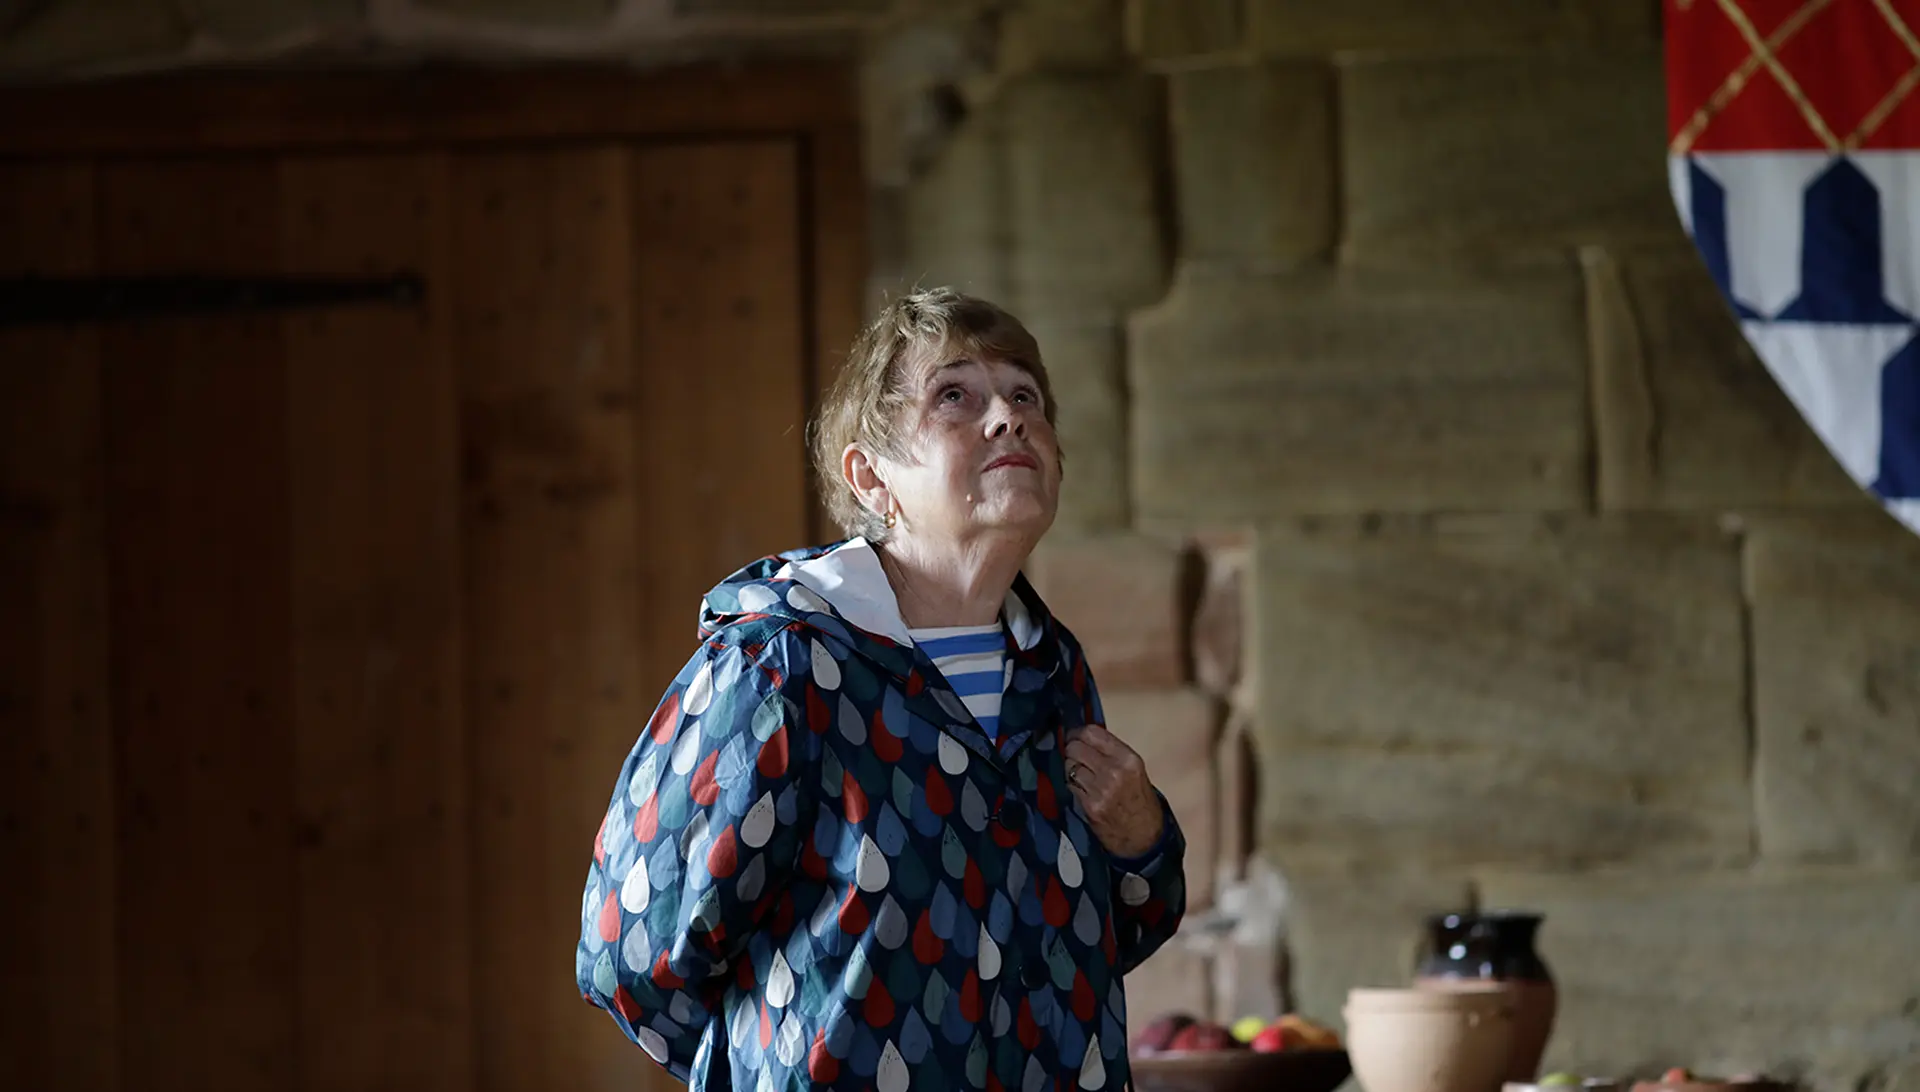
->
xmin=806 ymin=123 xmax=870 ymax=543
xmin=280 ymin=151 xmax=471 ymax=1092
xmin=452 ymin=145 xmax=654 ymax=1092
xmin=631 ymin=138 xmax=810 ymax=673
xmin=100 ymin=158 xmax=297 ymax=1092
xmin=0 ymin=162 xmax=118 ymax=1092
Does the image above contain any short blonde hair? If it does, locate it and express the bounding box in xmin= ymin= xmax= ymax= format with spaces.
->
xmin=810 ymin=286 xmax=1059 ymax=542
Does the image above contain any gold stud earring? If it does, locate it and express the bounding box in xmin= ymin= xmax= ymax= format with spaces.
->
xmin=884 ymin=510 xmax=897 ymax=530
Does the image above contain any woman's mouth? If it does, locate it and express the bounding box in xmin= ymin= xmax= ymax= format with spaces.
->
xmin=984 ymin=453 xmax=1038 ymax=472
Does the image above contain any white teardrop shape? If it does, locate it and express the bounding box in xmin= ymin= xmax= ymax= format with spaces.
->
xmin=878 ymin=1040 xmax=912 ymax=1092
xmin=737 ymin=584 xmax=779 ymax=612
xmin=636 ymin=1026 xmax=669 ymax=1063
xmin=622 ymin=922 xmax=652 ymax=972
xmin=839 ymin=696 xmax=867 ymax=744
xmin=856 ymin=835 xmax=891 ymax=892
xmin=1057 ymin=831 xmax=1083 ymax=888
xmin=627 ymin=752 xmax=660 ymax=806
xmin=620 ymin=855 xmax=651 ymax=913
xmin=758 ymin=1064 xmax=777 ymax=1092
xmin=1080 ymin=1035 xmax=1107 ymax=1090
xmin=787 ymin=584 xmax=830 ymax=614
xmin=978 ymin=925 xmax=1001 ymax=980
xmin=874 ymin=895 xmax=909 ymax=949
xmin=767 ymin=950 xmax=796 ymax=1008
xmin=684 ymin=661 xmax=715 ymax=716
xmin=938 ymin=733 xmax=970 ymax=776
xmin=776 ymin=1011 xmax=808 ymax=1067
xmin=1118 ymin=872 xmax=1151 ymax=906
xmin=670 ymin=726 xmax=702 ymax=775
xmin=811 ymin=640 xmax=841 ymax=689
xmin=741 ymin=792 xmax=777 ymax=849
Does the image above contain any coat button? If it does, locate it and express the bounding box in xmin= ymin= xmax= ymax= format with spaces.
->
xmin=995 ymin=799 xmax=1028 ymax=830
xmin=1020 ymin=961 xmax=1048 ymax=989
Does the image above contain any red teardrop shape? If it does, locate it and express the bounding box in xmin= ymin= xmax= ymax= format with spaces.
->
xmin=963 ymin=860 xmax=986 ymax=909
xmin=842 ymin=771 xmax=868 ymax=823
xmin=612 ymin=985 xmax=644 ymax=1024
xmin=925 ymin=769 xmax=953 ymax=816
xmin=809 ymin=1032 xmax=840 ymax=1083
xmin=839 ymin=888 xmax=870 ymax=935
xmin=1017 ymin=996 xmax=1041 ymax=1050
xmin=807 ymin=683 xmax=831 ymax=733
xmin=864 ymin=977 xmax=895 ymax=1027
xmin=633 ymin=795 xmax=660 ymax=843
xmin=1043 ymin=876 xmax=1071 ymax=928
xmin=1035 ymin=771 xmax=1059 ymax=820
xmin=871 ymin=710 xmax=903 ymax=763
xmin=760 ymin=1000 xmax=775 ymax=1048
xmin=758 ymin=723 xmax=789 ymax=778
xmin=959 ymin=970 xmax=983 ymax=1023
xmin=706 ymin=825 xmax=739 ymax=880
xmin=597 ymin=890 xmax=622 ymax=943
xmin=1071 ymin=971 xmax=1096 ymax=1022
xmin=652 ymin=949 xmax=684 ymax=990
xmin=648 ymin=690 xmax=680 ymax=745
xmin=912 ymin=909 xmax=944 ymax=965
xmin=690 ymin=750 xmax=722 ymax=807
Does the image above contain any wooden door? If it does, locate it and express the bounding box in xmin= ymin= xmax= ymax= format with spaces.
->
xmin=0 ymin=65 xmax=862 ymax=1092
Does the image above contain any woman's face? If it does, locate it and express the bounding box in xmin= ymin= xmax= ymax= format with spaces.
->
xmin=880 ymin=346 xmax=1061 ymax=543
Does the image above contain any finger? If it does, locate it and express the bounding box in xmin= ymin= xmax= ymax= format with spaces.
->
xmin=1064 ymin=738 xmax=1102 ymax=770
xmin=1075 ymin=724 xmax=1135 ymax=760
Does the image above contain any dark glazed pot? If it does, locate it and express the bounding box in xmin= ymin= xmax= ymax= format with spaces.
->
xmin=1415 ymin=910 xmax=1558 ymax=1083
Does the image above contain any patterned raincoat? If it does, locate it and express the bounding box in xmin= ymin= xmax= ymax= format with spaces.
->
xmin=576 ymin=537 xmax=1188 ymax=1092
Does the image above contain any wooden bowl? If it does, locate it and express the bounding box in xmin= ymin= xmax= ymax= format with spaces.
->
xmin=1130 ymin=1048 xmax=1354 ymax=1092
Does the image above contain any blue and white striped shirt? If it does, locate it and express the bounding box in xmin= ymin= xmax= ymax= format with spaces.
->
xmin=910 ymin=623 xmax=1009 ymax=741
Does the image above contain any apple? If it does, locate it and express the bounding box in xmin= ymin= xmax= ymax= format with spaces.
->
xmin=1168 ymin=1023 xmax=1238 ymax=1052
xmin=1229 ymin=1015 xmax=1269 ymax=1043
xmin=1131 ymin=1012 xmax=1197 ymax=1055
xmin=1250 ymin=1024 xmax=1293 ymax=1053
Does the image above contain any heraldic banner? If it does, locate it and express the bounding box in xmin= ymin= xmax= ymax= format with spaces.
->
xmin=1666 ymin=0 xmax=1920 ymax=534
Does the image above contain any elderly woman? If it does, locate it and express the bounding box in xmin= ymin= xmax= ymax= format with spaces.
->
xmin=576 ymin=287 xmax=1187 ymax=1092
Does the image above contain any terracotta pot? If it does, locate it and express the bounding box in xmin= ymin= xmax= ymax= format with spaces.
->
xmin=1415 ymin=910 xmax=1559 ymax=1083
xmin=1343 ymin=986 xmax=1515 ymax=1092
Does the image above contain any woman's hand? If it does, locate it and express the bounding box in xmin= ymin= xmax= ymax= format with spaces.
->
xmin=1063 ymin=724 xmax=1166 ymax=860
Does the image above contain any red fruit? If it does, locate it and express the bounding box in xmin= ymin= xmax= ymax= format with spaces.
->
xmin=1131 ymin=1012 xmax=1197 ymax=1055
xmin=1168 ymin=1023 xmax=1237 ymax=1053
xmin=1250 ymin=1025 xmax=1292 ymax=1054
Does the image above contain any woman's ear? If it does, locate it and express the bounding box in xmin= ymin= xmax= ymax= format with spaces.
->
xmin=842 ymin=443 xmax=891 ymax=521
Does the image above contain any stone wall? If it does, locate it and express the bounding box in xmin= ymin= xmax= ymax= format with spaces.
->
xmin=9 ymin=2 xmax=1920 ymax=1090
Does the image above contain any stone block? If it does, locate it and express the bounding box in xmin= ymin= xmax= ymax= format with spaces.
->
xmin=1247 ymin=0 xmax=1656 ymax=54
xmin=182 ymin=0 xmax=360 ymax=44
xmin=1123 ymin=943 xmax=1214 ymax=1025
xmin=1214 ymin=713 xmax=1258 ymax=880
xmin=1003 ymin=72 xmax=1168 ymax=313
xmin=999 ymin=0 xmax=1127 ymax=74
xmin=1586 ymin=246 xmax=1863 ymax=510
xmin=1340 ymin=51 xmax=1677 ymax=263
xmin=1251 ymin=514 xmax=1752 ymax=869
xmin=1476 ymin=870 xmax=1920 ymax=1090
xmin=1748 ymin=514 xmax=1920 ymax=864
xmin=0 ymin=0 xmax=188 ymax=73
xmin=1102 ymin=689 xmax=1221 ymax=909
xmin=419 ymin=0 xmax=616 ymax=22
xmin=1025 ymin=315 xmax=1130 ymax=530
xmin=903 ymin=101 xmax=1012 ymax=304
xmin=1191 ymin=545 xmax=1245 ymax=698
xmin=1171 ymin=61 xmax=1336 ymax=267
xmin=1285 ymin=866 xmax=1473 ymax=1034
xmin=1027 ymin=532 xmax=1191 ymax=689
xmin=675 ymin=0 xmax=888 ymax=14
xmin=1128 ymin=262 xmax=1589 ymax=521
xmin=1127 ymin=0 xmax=1242 ymax=61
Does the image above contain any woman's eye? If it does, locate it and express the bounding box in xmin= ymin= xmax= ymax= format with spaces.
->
xmin=939 ymin=386 xmax=965 ymax=404
xmin=1013 ymin=390 xmax=1034 ymax=404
